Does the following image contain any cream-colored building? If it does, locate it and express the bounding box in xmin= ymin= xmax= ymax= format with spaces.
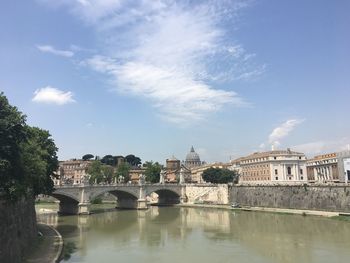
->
xmin=306 ymin=153 xmax=339 ymax=182
xmin=54 ymin=160 xmax=92 ymax=186
xmin=129 ymin=168 xmax=147 ymax=184
xmin=190 ymin=163 xmax=231 ymax=183
xmin=228 ymin=157 xmax=243 ymax=175
xmin=237 ymin=149 xmax=307 ymax=183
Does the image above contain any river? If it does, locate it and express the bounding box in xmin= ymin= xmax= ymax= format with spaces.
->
xmin=36 ymin=204 xmax=350 ymax=263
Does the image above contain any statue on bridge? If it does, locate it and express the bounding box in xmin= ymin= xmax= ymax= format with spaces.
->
xmin=139 ymin=173 xmax=145 ymax=185
xmin=81 ymin=175 xmax=90 ymax=186
xmin=159 ymin=169 xmax=166 ymax=184
xmin=118 ymin=175 xmax=125 ymax=184
xmin=179 ymin=167 xmax=185 ymax=184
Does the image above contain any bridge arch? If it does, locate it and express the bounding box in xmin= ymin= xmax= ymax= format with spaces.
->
xmin=49 ymin=191 xmax=80 ymax=215
xmin=145 ymin=187 xmax=181 ymax=205
xmin=90 ymin=188 xmax=140 ymax=209
xmin=89 ymin=188 xmax=139 ymax=201
xmin=51 ymin=191 xmax=80 ymax=203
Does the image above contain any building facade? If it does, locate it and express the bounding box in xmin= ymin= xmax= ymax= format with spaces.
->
xmin=306 ymin=153 xmax=339 ymax=182
xmin=165 ymin=156 xmax=181 ymax=183
xmin=54 ymin=159 xmax=92 ymax=186
xmin=129 ymin=168 xmax=147 ymax=183
xmin=305 ymin=150 xmax=350 ymax=183
xmin=237 ymin=149 xmax=307 ymax=183
xmin=336 ymin=150 xmax=350 ymax=183
xmin=228 ymin=157 xmax=243 ymax=175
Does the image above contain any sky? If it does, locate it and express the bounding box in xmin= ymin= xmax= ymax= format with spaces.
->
xmin=1 ymin=0 xmax=350 ymax=163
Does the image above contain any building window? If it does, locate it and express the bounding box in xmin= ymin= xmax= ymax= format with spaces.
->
xmin=275 ymin=177 xmax=278 ymax=180
xmin=300 ymin=169 xmax=303 ymax=175
xmin=301 ymin=176 xmax=304 ymax=180
xmin=274 ymin=169 xmax=278 ymax=175
xmin=299 ymin=156 xmax=301 ymax=160
xmin=274 ymin=157 xmax=276 ymax=160
xmin=287 ymin=167 xmax=291 ymax=175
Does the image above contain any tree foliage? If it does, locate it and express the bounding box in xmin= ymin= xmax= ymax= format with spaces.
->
xmin=87 ymin=160 xmax=104 ymax=184
xmin=102 ymin=165 xmax=114 ymax=184
xmin=86 ymin=160 xmax=117 ymax=184
xmin=101 ymin=154 xmax=115 ymax=166
xmin=82 ymin=154 xmax=94 ymax=161
xmin=116 ymin=162 xmax=131 ymax=182
xmin=125 ymin=154 xmax=141 ymax=167
xmin=201 ymin=168 xmax=238 ymax=184
xmin=0 ymin=92 xmax=58 ymax=200
xmin=144 ymin=161 xmax=162 ymax=183
xmin=21 ymin=127 xmax=58 ymax=196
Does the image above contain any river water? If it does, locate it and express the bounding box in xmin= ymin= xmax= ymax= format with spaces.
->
xmin=36 ymin=204 xmax=350 ymax=263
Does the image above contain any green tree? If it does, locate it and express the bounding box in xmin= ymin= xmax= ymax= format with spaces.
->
xmin=102 ymin=165 xmax=114 ymax=184
xmin=0 ymin=92 xmax=58 ymax=200
xmin=87 ymin=160 xmax=103 ymax=184
xmin=0 ymin=93 xmax=28 ymax=199
xmin=125 ymin=154 xmax=141 ymax=167
xmin=115 ymin=162 xmax=131 ymax=182
xmin=21 ymin=127 xmax=58 ymax=196
xmin=201 ymin=168 xmax=238 ymax=184
xmin=144 ymin=161 xmax=162 ymax=183
xmin=101 ymin=154 xmax=116 ymax=166
xmin=82 ymin=154 xmax=94 ymax=161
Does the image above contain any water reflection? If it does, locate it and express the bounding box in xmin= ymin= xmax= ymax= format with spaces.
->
xmin=37 ymin=205 xmax=350 ymax=263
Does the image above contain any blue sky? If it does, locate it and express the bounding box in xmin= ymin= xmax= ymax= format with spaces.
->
xmin=1 ymin=0 xmax=349 ymax=163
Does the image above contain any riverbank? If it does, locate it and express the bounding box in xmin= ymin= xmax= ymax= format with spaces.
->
xmin=24 ymin=223 xmax=63 ymax=263
xmin=177 ymin=203 xmax=350 ymax=218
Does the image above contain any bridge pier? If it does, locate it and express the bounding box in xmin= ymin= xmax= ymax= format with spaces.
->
xmin=78 ymin=202 xmax=91 ymax=215
xmin=116 ymin=198 xmax=148 ymax=209
xmin=137 ymin=199 xmax=148 ymax=210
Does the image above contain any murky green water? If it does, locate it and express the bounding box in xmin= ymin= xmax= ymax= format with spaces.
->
xmin=36 ymin=204 xmax=350 ymax=263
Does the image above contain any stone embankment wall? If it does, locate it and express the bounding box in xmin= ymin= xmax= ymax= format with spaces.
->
xmin=0 ymin=196 xmax=37 ymax=263
xmin=230 ymin=184 xmax=350 ymax=212
xmin=185 ymin=184 xmax=229 ymax=204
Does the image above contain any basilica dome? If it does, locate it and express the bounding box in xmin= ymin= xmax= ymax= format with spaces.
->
xmin=185 ymin=146 xmax=201 ymax=168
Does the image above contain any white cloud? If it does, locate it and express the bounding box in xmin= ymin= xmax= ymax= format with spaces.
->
xmin=37 ymin=0 xmax=123 ymax=24
xmin=86 ymin=56 xmax=247 ymax=123
xmin=32 ymin=86 xmax=76 ymax=105
xmin=37 ymin=45 xmax=74 ymax=57
xmin=268 ymin=119 xmax=305 ymax=147
xmin=293 ymin=138 xmax=350 ymax=157
xmin=72 ymin=0 xmax=124 ymax=25
xmin=40 ymin=0 xmax=260 ymax=123
xmin=259 ymin=143 xmax=265 ymax=149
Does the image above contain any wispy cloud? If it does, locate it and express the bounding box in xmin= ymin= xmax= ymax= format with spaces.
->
xmin=267 ymin=119 xmax=305 ymax=148
xmin=32 ymin=86 xmax=76 ymax=105
xmin=37 ymin=44 xmax=74 ymax=57
xmin=293 ymin=138 xmax=350 ymax=157
xmin=40 ymin=0 xmax=260 ymax=123
xmin=86 ymin=56 xmax=247 ymax=123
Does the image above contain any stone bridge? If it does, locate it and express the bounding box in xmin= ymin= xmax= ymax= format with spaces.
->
xmin=52 ymin=183 xmax=185 ymax=214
